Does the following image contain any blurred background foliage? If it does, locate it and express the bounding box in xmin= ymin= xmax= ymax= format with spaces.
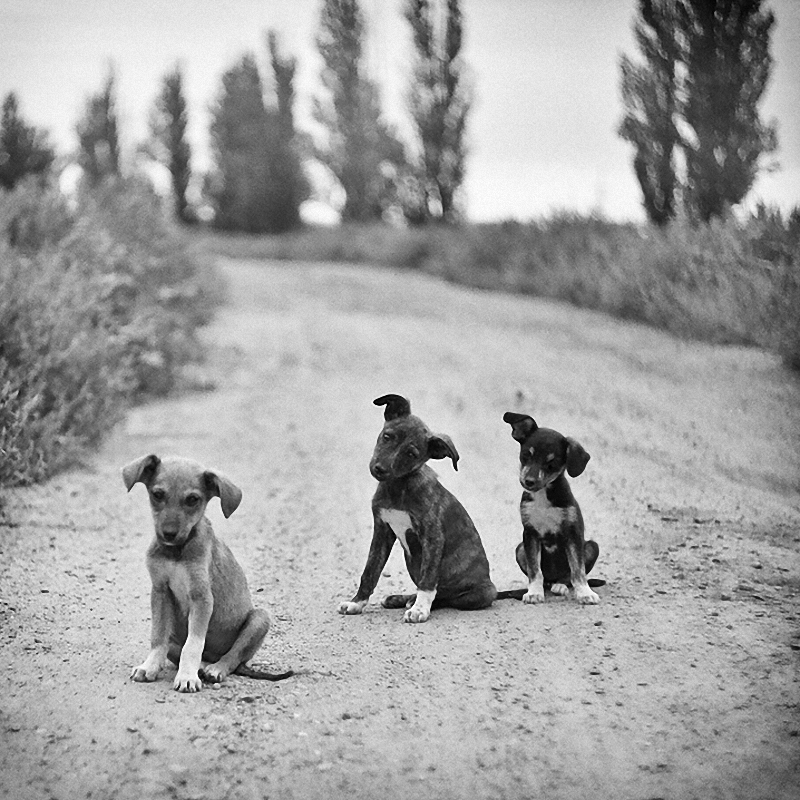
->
xmin=1 ymin=0 xmax=797 ymax=487
xmin=0 ymin=178 xmax=221 ymax=486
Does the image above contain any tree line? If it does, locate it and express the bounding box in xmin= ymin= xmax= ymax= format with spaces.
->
xmin=0 ymin=0 xmax=781 ymax=231
xmin=619 ymin=0 xmax=777 ymax=225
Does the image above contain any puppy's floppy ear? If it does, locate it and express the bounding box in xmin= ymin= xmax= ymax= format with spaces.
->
xmin=565 ymin=437 xmax=590 ymax=477
xmin=373 ymin=394 xmax=411 ymax=421
xmin=427 ymin=433 xmax=460 ymax=471
xmin=122 ymin=454 xmax=160 ymax=491
xmin=203 ymin=470 xmax=243 ymax=518
xmin=503 ymin=412 xmax=538 ymax=442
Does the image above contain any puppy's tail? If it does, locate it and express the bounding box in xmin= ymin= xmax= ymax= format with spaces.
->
xmin=235 ymin=664 xmax=294 ymax=681
xmin=496 ymin=588 xmax=528 ymax=601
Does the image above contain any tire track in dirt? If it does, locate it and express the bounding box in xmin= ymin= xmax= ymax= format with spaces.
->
xmin=1 ymin=257 xmax=799 ymax=800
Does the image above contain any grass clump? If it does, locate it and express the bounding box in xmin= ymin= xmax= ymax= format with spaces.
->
xmin=0 ymin=178 xmax=221 ymax=486
xmin=202 ymin=208 xmax=800 ymax=371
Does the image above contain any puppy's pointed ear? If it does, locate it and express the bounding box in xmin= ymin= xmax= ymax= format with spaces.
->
xmin=204 ymin=470 xmax=243 ymax=518
xmin=374 ymin=394 xmax=411 ymax=420
xmin=565 ymin=437 xmax=590 ymax=478
xmin=428 ymin=433 xmax=460 ymax=471
xmin=503 ymin=412 xmax=537 ymax=442
xmin=122 ymin=454 xmax=160 ymax=491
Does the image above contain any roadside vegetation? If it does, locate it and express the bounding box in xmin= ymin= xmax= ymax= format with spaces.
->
xmin=201 ymin=207 xmax=800 ymax=371
xmin=2 ymin=0 xmax=796 ymax=489
xmin=0 ymin=179 xmax=221 ymax=487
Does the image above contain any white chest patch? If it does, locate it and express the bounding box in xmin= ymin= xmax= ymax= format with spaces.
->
xmin=521 ymin=493 xmax=575 ymax=536
xmin=379 ymin=508 xmax=413 ymax=554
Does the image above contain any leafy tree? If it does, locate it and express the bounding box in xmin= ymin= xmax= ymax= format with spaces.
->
xmin=76 ymin=69 xmax=121 ymax=186
xmin=619 ymin=0 xmax=681 ymax=226
xmin=208 ymin=45 xmax=307 ymax=234
xmin=680 ymin=0 xmax=777 ymax=222
xmin=620 ymin=0 xmax=777 ymax=224
xmin=0 ymin=92 xmax=55 ymax=190
xmin=149 ymin=63 xmax=193 ymax=223
xmin=266 ymin=30 xmax=309 ymax=232
xmin=314 ymin=0 xmax=405 ymax=222
xmin=404 ymin=0 xmax=471 ymax=222
xmin=208 ymin=54 xmax=272 ymax=232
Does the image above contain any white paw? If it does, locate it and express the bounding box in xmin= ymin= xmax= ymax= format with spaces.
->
xmin=550 ymin=583 xmax=569 ymax=596
xmin=338 ymin=600 xmax=367 ymax=615
xmin=574 ymin=586 xmax=600 ymax=605
xmin=130 ymin=664 xmax=160 ymax=682
xmin=403 ymin=605 xmax=430 ymax=623
xmin=173 ymin=672 xmax=203 ymax=693
xmin=522 ymin=590 xmax=545 ymax=604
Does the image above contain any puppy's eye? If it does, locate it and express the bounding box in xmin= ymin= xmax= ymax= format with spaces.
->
xmin=407 ymin=446 xmax=420 ymax=458
xmin=151 ymin=489 xmax=166 ymax=503
xmin=184 ymin=494 xmax=201 ymax=508
xmin=382 ymin=432 xmax=394 ymax=442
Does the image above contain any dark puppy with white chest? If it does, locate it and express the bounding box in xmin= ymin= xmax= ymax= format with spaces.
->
xmin=338 ymin=394 xmax=498 ymax=623
xmin=503 ymin=413 xmax=603 ymax=605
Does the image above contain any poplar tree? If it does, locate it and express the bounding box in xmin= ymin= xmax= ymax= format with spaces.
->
xmin=680 ymin=0 xmax=777 ymax=222
xmin=314 ymin=0 xmax=404 ymax=221
xmin=208 ymin=45 xmax=308 ymax=233
xmin=619 ymin=0 xmax=778 ymax=224
xmin=404 ymin=0 xmax=471 ymax=222
xmin=266 ymin=30 xmax=309 ymax=232
xmin=76 ymin=69 xmax=120 ymax=186
xmin=208 ymin=54 xmax=272 ymax=232
xmin=619 ymin=0 xmax=681 ymax=226
xmin=150 ymin=64 xmax=193 ymax=223
xmin=0 ymin=92 xmax=55 ymax=190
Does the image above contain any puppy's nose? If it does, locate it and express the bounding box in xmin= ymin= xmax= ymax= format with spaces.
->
xmin=370 ymin=463 xmax=389 ymax=480
xmin=161 ymin=527 xmax=179 ymax=542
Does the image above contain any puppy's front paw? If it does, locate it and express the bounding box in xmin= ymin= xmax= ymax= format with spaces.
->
xmin=131 ymin=653 xmax=165 ymax=682
xmin=522 ymin=590 xmax=545 ymax=604
xmin=403 ymin=605 xmax=430 ymax=623
xmin=550 ymin=583 xmax=569 ymax=596
xmin=338 ymin=600 xmax=367 ymax=615
xmin=574 ymin=586 xmax=600 ymax=605
xmin=131 ymin=664 xmax=160 ymax=682
xmin=173 ymin=672 xmax=203 ymax=693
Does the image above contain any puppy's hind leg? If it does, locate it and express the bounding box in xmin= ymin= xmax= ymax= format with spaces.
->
xmin=382 ymin=593 xmax=416 ymax=609
xmin=200 ymin=608 xmax=271 ymax=684
xmin=434 ymin=581 xmax=498 ymax=610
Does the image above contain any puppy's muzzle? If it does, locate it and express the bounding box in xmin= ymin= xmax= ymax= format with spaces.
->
xmin=157 ymin=519 xmax=183 ymax=544
xmin=520 ymin=469 xmax=557 ymax=493
xmin=370 ymin=462 xmax=390 ymax=481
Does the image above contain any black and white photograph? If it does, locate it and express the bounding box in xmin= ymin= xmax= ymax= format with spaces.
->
xmin=1 ymin=1 xmax=799 ymax=798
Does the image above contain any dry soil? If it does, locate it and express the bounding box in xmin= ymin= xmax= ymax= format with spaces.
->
xmin=1 ymin=257 xmax=799 ymax=800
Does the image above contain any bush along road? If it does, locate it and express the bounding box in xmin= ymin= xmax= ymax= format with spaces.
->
xmin=1 ymin=257 xmax=799 ymax=800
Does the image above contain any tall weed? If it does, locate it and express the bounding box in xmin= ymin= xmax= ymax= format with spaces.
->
xmin=202 ymin=210 xmax=799 ymax=370
xmin=0 ymin=178 xmax=221 ymax=486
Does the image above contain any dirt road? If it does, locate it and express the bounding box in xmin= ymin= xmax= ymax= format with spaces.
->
xmin=2 ymin=257 xmax=799 ymax=800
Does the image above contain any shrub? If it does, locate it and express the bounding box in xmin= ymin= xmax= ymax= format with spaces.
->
xmin=0 ymin=177 xmax=222 ymax=486
xmin=199 ymin=208 xmax=799 ymax=371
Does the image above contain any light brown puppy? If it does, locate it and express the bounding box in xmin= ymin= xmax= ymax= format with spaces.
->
xmin=124 ymin=454 xmax=291 ymax=693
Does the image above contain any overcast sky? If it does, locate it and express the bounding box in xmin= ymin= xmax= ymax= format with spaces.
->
xmin=2 ymin=0 xmax=798 ymax=223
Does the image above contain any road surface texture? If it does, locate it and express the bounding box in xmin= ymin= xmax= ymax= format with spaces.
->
xmin=2 ymin=258 xmax=799 ymax=799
